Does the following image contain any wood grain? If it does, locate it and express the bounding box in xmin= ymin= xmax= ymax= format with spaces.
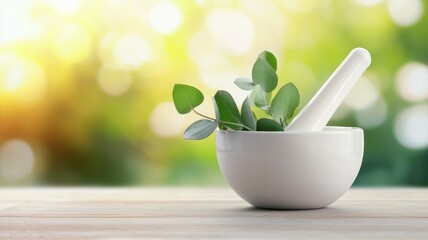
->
xmin=0 ymin=188 xmax=427 ymax=239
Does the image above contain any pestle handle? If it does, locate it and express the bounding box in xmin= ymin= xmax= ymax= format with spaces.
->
xmin=287 ymin=48 xmax=371 ymax=131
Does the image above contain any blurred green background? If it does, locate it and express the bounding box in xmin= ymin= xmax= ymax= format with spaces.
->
xmin=0 ymin=0 xmax=427 ymax=186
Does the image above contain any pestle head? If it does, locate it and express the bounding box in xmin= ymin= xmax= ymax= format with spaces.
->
xmin=353 ymin=48 xmax=371 ymax=65
xmin=287 ymin=48 xmax=372 ymax=132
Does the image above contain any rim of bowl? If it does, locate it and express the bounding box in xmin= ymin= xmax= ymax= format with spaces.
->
xmin=216 ymin=126 xmax=363 ymax=135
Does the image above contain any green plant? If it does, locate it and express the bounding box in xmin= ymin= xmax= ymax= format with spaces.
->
xmin=172 ymin=51 xmax=300 ymax=140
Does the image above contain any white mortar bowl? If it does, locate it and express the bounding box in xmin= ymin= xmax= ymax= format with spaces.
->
xmin=216 ymin=127 xmax=364 ymax=209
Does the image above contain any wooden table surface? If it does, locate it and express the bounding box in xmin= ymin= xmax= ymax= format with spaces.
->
xmin=0 ymin=188 xmax=427 ymax=239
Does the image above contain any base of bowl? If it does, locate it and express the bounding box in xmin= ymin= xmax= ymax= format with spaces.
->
xmin=231 ymin=189 xmax=337 ymax=210
xmin=250 ymin=204 xmax=328 ymax=210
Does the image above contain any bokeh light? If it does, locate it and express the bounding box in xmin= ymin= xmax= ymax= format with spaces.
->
xmin=46 ymin=0 xmax=82 ymax=15
xmin=344 ymin=76 xmax=380 ymax=110
xmin=387 ymin=0 xmax=423 ymax=26
xmin=395 ymin=104 xmax=428 ymax=149
xmin=150 ymin=102 xmax=185 ymax=138
xmin=0 ymin=1 xmax=42 ymax=43
xmin=205 ymin=9 xmax=254 ymax=55
xmin=113 ymin=33 xmax=151 ymax=70
xmin=239 ymin=1 xmax=286 ymax=51
xmin=188 ymin=31 xmax=221 ymax=68
xmin=0 ymin=140 xmax=35 ymax=182
xmin=149 ymin=2 xmax=183 ymax=34
xmin=396 ymin=62 xmax=428 ymax=102
xmin=97 ymin=66 xmax=132 ymax=96
xmin=0 ymin=55 xmax=46 ymax=106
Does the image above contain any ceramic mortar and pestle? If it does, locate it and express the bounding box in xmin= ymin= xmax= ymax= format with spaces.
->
xmin=216 ymin=48 xmax=371 ymax=209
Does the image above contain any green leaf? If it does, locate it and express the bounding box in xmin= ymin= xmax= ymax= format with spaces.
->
xmin=214 ymin=90 xmax=243 ymax=130
xmin=250 ymin=85 xmax=270 ymax=110
xmin=241 ymin=97 xmax=256 ymax=131
xmin=256 ymin=118 xmax=284 ymax=131
xmin=172 ymin=84 xmax=204 ymax=114
xmin=252 ymin=58 xmax=278 ymax=92
xmin=234 ymin=78 xmax=254 ymax=91
xmin=183 ymin=119 xmax=217 ymax=140
xmin=270 ymin=83 xmax=300 ymax=125
xmin=258 ymin=51 xmax=277 ymax=71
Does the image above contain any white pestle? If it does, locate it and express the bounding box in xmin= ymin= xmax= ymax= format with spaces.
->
xmin=287 ymin=48 xmax=371 ymax=131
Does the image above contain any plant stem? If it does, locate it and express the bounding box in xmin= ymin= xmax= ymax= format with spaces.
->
xmin=219 ymin=121 xmax=254 ymax=131
xmin=192 ymin=109 xmax=216 ymax=121
xmin=192 ymin=109 xmax=254 ymax=131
